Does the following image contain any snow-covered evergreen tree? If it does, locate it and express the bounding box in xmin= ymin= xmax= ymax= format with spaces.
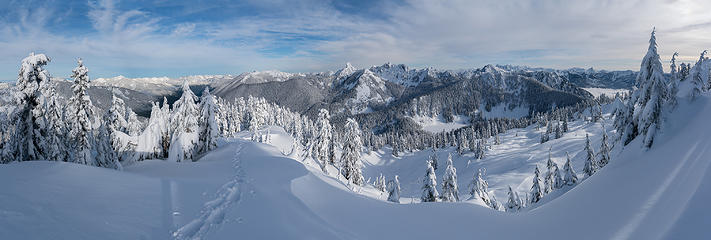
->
xmin=469 ymin=168 xmax=491 ymax=205
xmin=440 ymin=153 xmax=459 ymax=202
xmin=690 ymin=50 xmax=708 ymax=99
xmin=9 ymin=52 xmax=52 ymax=162
xmin=530 ymin=165 xmax=544 ymax=204
xmin=505 ymin=185 xmax=522 ymax=212
xmin=198 ymin=88 xmax=219 ymax=154
xmin=126 ymin=109 xmax=142 ymax=137
xmin=669 ymin=52 xmax=680 ymax=107
xmin=421 ymin=160 xmax=439 ymax=202
xmin=168 ymin=82 xmax=199 ymax=162
xmin=599 ymin=129 xmax=611 ymax=167
xmin=107 ymin=94 xmax=128 ymax=133
xmin=43 ymin=83 xmax=68 ymax=162
xmin=375 ymin=173 xmax=386 ymax=192
xmin=96 ymin=116 xmax=122 ymax=170
xmin=313 ymin=109 xmax=334 ymax=173
xmin=67 ymin=58 xmax=96 ymax=165
xmin=476 ymin=139 xmax=486 ymax=160
xmin=340 ymin=118 xmax=364 ymax=186
xmin=617 ymin=29 xmax=670 ymax=148
xmin=387 ymin=175 xmax=401 ymax=203
xmin=583 ymin=134 xmax=598 ymax=177
xmin=563 ymin=152 xmax=578 ymax=185
xmin=544 ymin=148 xmax=562 ymax=193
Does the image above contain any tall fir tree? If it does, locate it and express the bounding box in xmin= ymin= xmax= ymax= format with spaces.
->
xmin=313 ymin=109 xmax=334 ymax=173
xmin=599 ymin=129 xmax=611 ymax=167
xmin=617 ymin=28 xmax=670 ymax=148
xmin=10 ymin=53 xmax=52 ymax=162
xmin=583 ymin=134 xmax=598 ymax=177
xmin=530 ymin=165 xmax=544 ymax=204
xmin=440 ymin=153 xmax=459 ymax=202
xmin=340 ymin=118 xmax=364 ymax=186
xmin=690 ymin=50 xmax=708 ymax=99
xmin=168 ymin=82 xmax=199 ymax=162
xmin=544 ymin=148 xmax=562 ymax=193
xmin=68 ymin=58 xmax=96 ymax=165
xmin=563 ymin=152 xmax=578 ymax=185
xmin=421 ymin=160 xmax=439 ymax=202
xmin=43 ymin=83 xmax=68 ymax=162
xmin=198 ymin=88 xmax=219 ymax=153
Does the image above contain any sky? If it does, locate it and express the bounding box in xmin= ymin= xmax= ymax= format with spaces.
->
xmin=1 ymin=0 xmax=710 ymax=81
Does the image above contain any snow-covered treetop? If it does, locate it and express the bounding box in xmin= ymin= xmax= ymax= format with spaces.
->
xmin=16 ymin=52 xmax=51 ymax=102
xmin=72 ymin=58 xmax=89 ymax=83
xmin=635 ymin=28 xmax=664 ymax=88
xmin=18 ymin=52 xmax=51 ymax=85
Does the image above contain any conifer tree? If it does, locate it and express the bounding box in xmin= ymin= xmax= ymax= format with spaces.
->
xmin=599 ymin=129 xmax=611 ymax=167
xmin=107 ymin=94 xmax=128 ymax=133
xmin=198 ymin=88 xmax=219 ymax=153
xmin=421 ymin=160 xmax=439 ymax=202
xmin=505 ymin=185 xmax=522 ymax=212
xmin=530 ymin=165 xmax=544 ymax=204
xmin=68 ymin=58 xmax=96 ymax=165
xmin=387 ymin=175 xmax=401 ymax=203
xmin=10 ymin=52 xmax=52 ymax=162
xmin=126 ymin=109 xmax=142 ymax=137
xmin=563 ymin=152 xmax=578 ymax=185
xmin=544 ymin=148 xmax=561 ymax=193
xmin=168 ymin=82 xmax=199 ymax=162
xmin=669 ymin=52 xmax=679 ymax=107
xmin=583 ymin=134 xmax=597 ymax=177
xmin=43 ymin=84 xmax=68 ymax=162
xmin=469 ymin=168 xmax=491 ymax=205
xmin=313 ymin=109 xmax=334 ymax=173
xmin=440 ymin=153 xmax=459 ymax=202
xmin=341 ymin=118 xmax=364 ymax=186
xmin=617 ymin=29 xmax=670 ymax=148
xmin=375 ymin=173 xmax=386 ymax=192
xmin=690 ymin=50 xmax=708 ymax=99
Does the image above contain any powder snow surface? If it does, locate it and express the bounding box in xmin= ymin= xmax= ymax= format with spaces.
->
xmin=2 ymin=95 xmax=711 ymax=239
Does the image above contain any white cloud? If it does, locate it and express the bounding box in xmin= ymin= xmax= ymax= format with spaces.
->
xmin=1 ymin=0 xmax=711 ymax=81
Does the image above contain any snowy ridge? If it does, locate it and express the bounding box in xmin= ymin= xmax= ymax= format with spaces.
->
xmin=92 ymin=75 xmax=233 ymax=96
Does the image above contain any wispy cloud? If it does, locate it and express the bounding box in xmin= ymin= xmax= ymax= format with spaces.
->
xmin=0 ymin=0 xmax=710 ymax=81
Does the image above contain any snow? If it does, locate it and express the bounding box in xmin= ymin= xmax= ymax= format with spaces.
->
xmin=583 ymin=87 xmax=630 ymax=98
xmin=92 ymin=75 xmax=235 ymax=95
xmin=411 ymin=114 xmax=470 ymax=133
xmin=3 ymin=95 xmax=711 ymax=238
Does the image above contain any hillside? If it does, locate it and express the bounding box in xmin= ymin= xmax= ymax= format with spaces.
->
xmin=2 ymin=92 xmax=710 ymax=239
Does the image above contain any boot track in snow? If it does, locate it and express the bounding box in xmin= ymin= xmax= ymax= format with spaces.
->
xmin=172 ymin=143 xmax=245 ymax=240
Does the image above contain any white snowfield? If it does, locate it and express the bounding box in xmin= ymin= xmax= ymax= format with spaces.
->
xmin=582 ymin=87 xmax=630 ymax=98
xmin=2 ymin=96 xmax=711 ymax=239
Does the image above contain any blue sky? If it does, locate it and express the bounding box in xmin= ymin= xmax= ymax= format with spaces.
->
xmin=1 ymin=0 xmax=710 ymax=81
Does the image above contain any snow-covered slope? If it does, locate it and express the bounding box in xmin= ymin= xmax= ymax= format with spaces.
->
xmin=3 ymin=90 xmax=711 ymax=239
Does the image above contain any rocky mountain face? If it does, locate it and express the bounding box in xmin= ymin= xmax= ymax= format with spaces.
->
xmin=208 ymin=63 xmax=627 ymax=134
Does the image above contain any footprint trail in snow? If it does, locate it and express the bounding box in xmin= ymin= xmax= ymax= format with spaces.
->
xmin=172 ymin=143 xmax=245 ymax=240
